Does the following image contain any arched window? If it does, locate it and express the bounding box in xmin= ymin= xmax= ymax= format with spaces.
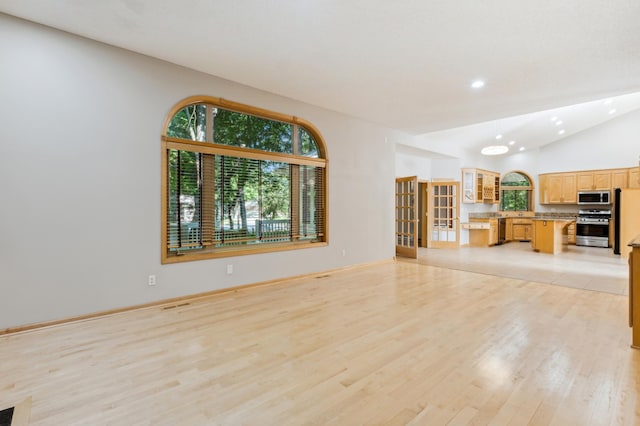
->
xmin=500 ymin=171 xmax=534 ymax=212
xmin=161 ymin=96 xmax=328 ymax=263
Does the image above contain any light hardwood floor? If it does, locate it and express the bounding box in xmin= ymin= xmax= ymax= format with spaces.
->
xmin=1 ymin=258 xmax=639 ymax=425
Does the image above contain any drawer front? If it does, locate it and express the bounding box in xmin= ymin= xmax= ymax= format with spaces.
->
xmin=512 ymin=219 xmax=532 ymax=225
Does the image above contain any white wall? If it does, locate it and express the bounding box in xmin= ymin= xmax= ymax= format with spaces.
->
xmin=536 ymin=108 xmax=640 ymax=173
xmin=395 ymin=148 xmax=432 ymax=180
xmin=0 ymin=14 xmax=412 ymax=329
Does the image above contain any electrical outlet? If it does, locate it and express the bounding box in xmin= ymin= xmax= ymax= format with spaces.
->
xmin=148 ymin=275 xmax=156 ymax=286
xmin=342 ymin=249 xmax=346 ymax=257
xmin=226 ymin=264 xmax=233 ymax=275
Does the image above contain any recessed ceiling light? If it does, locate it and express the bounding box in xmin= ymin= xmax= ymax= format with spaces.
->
xmin=471 ymin=80 xmax=485 ymax=89
xmin=509 ymin=140 xmax=515 ymax=145
xmin=481 ymin=145 xmax=508 ymax=155
xmin=550 ymin=116 xmax=558 ymax=122
xmin=495 ymin=134 xmax=503 ymax=140
xmin=519 ymin=147 xmax=525 ymax=152
xmin=609 ymin=109 xmax=617 ymax=115
xmin=555 ymin=120 xmax=563 ymax=126
xmin=604 ymin=98 xmax=613 ymax=105
xmin=558 ymin=129 xmax=565 ymax=135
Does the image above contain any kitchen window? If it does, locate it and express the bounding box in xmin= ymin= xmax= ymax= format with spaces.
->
xmin=500 ymin=171 xmax=533 ymax=212
xmin=161 ymin=96 xmax=328 ymax=263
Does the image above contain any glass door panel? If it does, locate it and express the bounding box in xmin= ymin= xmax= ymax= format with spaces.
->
xmin=428 ymin=181 xmax=460 ymax=248
xmin=395 ymin=176 xmax=418 ymax=258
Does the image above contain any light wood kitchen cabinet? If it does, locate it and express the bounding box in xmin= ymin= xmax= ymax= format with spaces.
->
xmin=504 ymin=217 xmax=533 ymax=242
xmin=567 ymin=221 xmax=576 ymax=244
xmin=630 ymin=167 xmax=640 ymax=189
xmin=539 ymin=173 xmax=577 ymax=204
xmin=490 ymin=218 xmax=499 ymax=245
xmin=462 ymin=168 xmax=500 ymax=204
xmin=540 ymin=168 xmax=636 ymax=205
xmin=577 ymin=171 xmax=611 ymax=191
xmin=512 ymin=224 xmax=532 ymax=241
xmin=531 ymin=219 xmax=573 ymax=254
xmin=466 ymin=218 xmax=499 ymax=246
xmin=511 ymin=218 xmax=533 ymax=241
xmin=612 ymin=169 xmax=628 ymax=189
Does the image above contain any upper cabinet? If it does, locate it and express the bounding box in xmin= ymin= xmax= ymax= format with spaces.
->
xmin=613 ymin=169 xmax=629 ymax=190
xmin=540 ymin=173 xmax=577 ymax=204
xmin=540 ymin=167 xmax=636 ymax=204
xmin=629 ymin=167 xmax=640 ymax=189
xmin=462 ymin=168 xmax=500 ymax=204
xmin=576 ymin=171 xmax=611 ymax=191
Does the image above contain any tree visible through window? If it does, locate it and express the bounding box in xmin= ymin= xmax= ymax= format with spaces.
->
xmin=162 ymin=97 xmax=327 ymax=263
xmin=500 ymin=171 xmax=533 ymax=211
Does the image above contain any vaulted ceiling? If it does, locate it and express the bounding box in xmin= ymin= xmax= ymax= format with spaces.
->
xmin=2 ymin=1 xmax=640 ymax=155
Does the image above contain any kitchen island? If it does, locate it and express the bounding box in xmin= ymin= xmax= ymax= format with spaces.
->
xmin=531 ymin=218 xmax=575 ymax=254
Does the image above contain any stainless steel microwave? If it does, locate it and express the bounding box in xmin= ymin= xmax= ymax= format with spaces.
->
xmin=577 ymin=191 xmax=610 ymax=205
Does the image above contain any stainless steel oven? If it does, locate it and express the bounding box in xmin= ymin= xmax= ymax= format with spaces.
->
xmin=576 ymin=209 xmax=611 ymax=248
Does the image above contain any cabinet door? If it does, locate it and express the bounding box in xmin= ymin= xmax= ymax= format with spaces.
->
xmin=539 ymin=175 xmax=548 ymax=203
xmin=593 ymin=171 xmax=612 ymax=190
xmin=530 ymin=221 xmax=536 ymax=248
xmin=577 ymin=173 xmax=594 ymax=191
xmin=577 ymin=171 xmax=611 ymax=191
xmin=512 ymin=224 xmax=526 ymax=240
xmin=613 ymin=169 xmax=628 ymax=189
xmin=462 ymin=169 xmax=477 ymax=203
xmin=567 ymin=222 xmax=576 ymax=244
xmin=524 ymin=224 xmax=532 ymax=241
xmin=505 ymin=219 xmax=513 ymax=241
xmin=547 ymin=174 xmax=564 ymax=203
xmin=490 ymin=220 xmax=499 ymax=245
xmin=476 ymin=173 xmax=484 ymax=202
xmin=561 ymin=174 xmax=577 ymax=203
xmin=629 ymin=168 xmax=640 ymax=189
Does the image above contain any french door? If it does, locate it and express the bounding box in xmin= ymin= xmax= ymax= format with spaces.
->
xmin=395 ymin=176 xmax=418 ymax=258
xmin=427 ymin=181 xmax=460 ymax=248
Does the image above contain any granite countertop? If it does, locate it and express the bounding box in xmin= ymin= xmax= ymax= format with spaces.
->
xmin=628 ymin=235 xmax=640 ymax=247
xmin=468 ymin=212 xmax=577 ymax=220
xmin=531 ymin=217 xmax=575 ymax=221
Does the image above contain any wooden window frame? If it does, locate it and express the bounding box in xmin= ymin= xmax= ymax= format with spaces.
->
xmin=161 ymin=96 xmax=329 ymax=264
xmin=499 ymin=170 xmax=534 ymax=212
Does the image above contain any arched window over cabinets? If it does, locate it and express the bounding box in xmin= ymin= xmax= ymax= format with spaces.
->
xmin=161 ymin=96 xmax=328 ymax=263
xmin=500 ymin=171 xmax=534 ymax=212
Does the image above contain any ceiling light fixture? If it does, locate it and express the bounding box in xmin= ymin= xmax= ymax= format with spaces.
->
xmin=471 ymin=80 xmax=485 ymax=89
xmin=550 ymin=116 xmax=558 ymax=122
xmin=604 ymin=98 xmax=613 ymax=105
xmin=555 ymin=120 xmax=563 ymax=126
xmin=509 ymin=140 xmax=515 ymax=145
xmin=481 ymin=145 xmax=508 ymax=155
xmin=519 ymin=147 xmax=525 ymax=152
xmin=558 ymin=129 xmax=565 ymax=135
xmin=496 ymin=134 xmax=503 ymax=140
xmin=609 ymin=109 xmax=617 ymax=115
